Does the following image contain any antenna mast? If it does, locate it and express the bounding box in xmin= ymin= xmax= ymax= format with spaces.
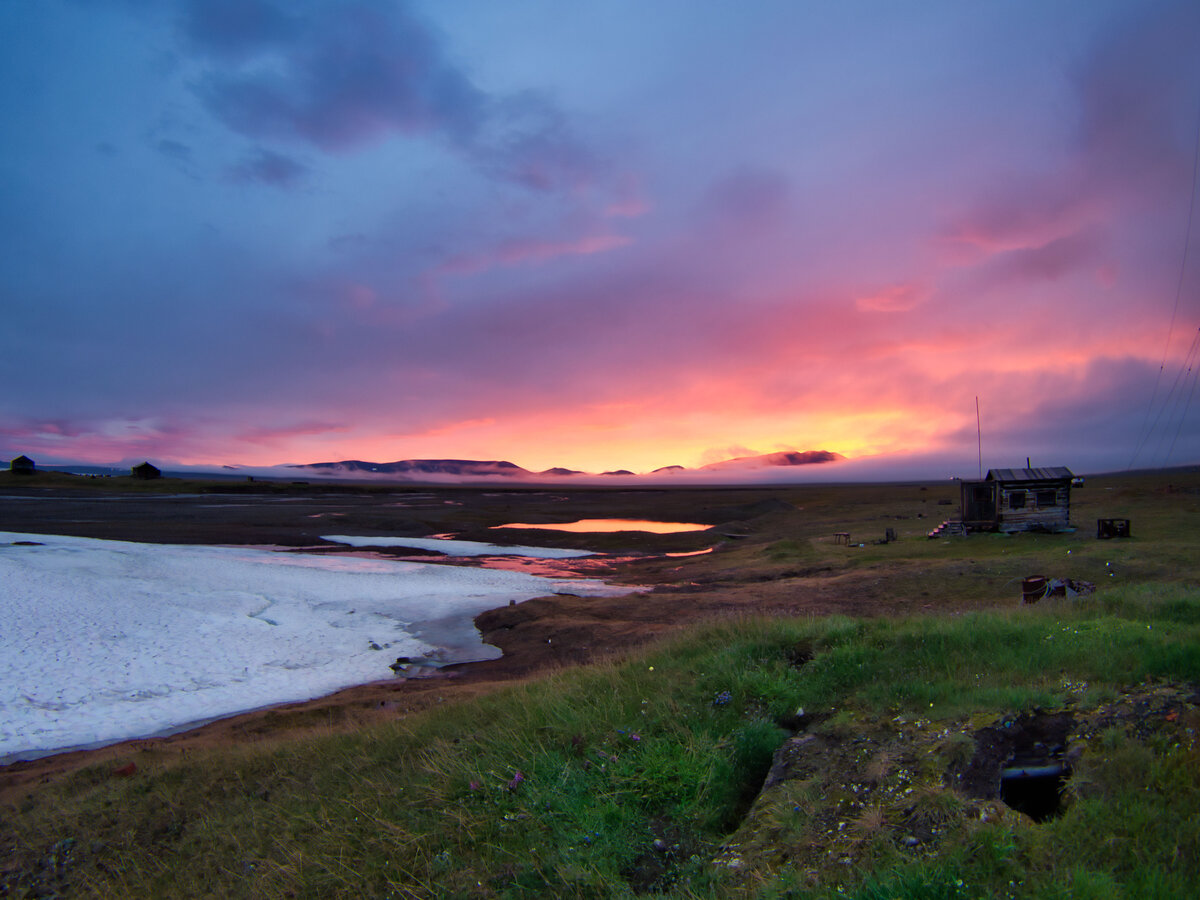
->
xmin=976 ymin=396 xmax=982 ymax=480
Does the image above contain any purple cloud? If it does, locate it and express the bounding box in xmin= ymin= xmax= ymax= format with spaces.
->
xmin=155 ymin=139 xmax=192 ymax=162
xmin=179 ymin=0 xmax=297 ymax=59
xmin=943 ymin=1 xmax=1200 ymax=255
xmin=228 ymin=148 xmax=308 ymax=187
xmin=1074 ymin=0 xmax=1200 ymax=197
xmin=182 ymin=0 xmax=600 ymax=194
xmin=196 ymin=3 xmax=482 ymax=151
xmin=699 ymin=167 xmax=792 ymax=235
xmin=976 ymin=230 xmax=1107 ymax=287
xmin=468 ymin=91 xmax=602 ymax=192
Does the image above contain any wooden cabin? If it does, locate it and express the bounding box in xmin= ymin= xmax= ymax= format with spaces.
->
xmin=8 ymin=454 xmax=35 ymax=474
xmin=960 ymin=467 xmax=1076 ymax=533
xmin=131 ymin=461 xmax=161 ymax=480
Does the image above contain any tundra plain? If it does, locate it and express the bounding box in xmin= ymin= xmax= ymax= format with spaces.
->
xmin=2 ymin=468 xmax=1199 ymax=898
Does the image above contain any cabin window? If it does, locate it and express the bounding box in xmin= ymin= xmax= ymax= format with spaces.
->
xmin=1009 ymin=491 xmax=1026 ymax=510
xmin=1036 ymin=490 xmax=1056 ymax=507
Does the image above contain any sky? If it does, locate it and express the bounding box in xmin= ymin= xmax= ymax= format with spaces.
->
xmin=3 ymin=0 xmax=1199 ymax=479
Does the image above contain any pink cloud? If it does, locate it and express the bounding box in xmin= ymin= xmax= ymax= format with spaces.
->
xmin=340 ymin=282 xmax=377 ymax=310
xmin=854 ymin=282 xmax=928 ymax=313
xmin=937 ymin=183 xmax=1100 ymax=260
xmin=604 ymin=172 xmax=650 ymax=218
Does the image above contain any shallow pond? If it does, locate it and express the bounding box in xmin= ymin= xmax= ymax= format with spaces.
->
xmin=490 ymin=519 xmax=710 ymax=533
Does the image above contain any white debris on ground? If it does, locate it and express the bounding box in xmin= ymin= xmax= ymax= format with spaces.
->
xmin=0 ymin=532 xmax=621 ymax=762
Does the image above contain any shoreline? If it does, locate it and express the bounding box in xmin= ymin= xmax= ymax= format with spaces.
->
xmin=0 ymin=590 xmax=662 ymax=801
xmin=0 ymin=532 xmax=643 ymax=776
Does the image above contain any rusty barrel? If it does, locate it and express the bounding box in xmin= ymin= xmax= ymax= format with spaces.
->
xmin=1022 ymin=576 xmax=1047 ymax=604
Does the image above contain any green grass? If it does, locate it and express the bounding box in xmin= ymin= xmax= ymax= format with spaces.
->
xmin=6 ymin=584 xmax=1200 ymax=898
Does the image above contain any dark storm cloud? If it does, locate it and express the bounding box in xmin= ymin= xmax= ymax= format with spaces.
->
xmin=181 ymin=0 xmax=601 ymax=193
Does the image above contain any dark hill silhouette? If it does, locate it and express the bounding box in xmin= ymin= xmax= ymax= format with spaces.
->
xmin=700 ymin=450 xmax=842 ymax=470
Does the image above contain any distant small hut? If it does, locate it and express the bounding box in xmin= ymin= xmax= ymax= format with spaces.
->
xmin=9 ymin=454 xmax=35 ymax=475
xmin=960 ymin=466 xmax=1077 ymax=533
xmin=131 ymin=461 xmax=161 ymax=480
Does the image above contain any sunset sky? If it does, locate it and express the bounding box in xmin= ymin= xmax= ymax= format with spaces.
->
xmin=3 ymin=0 xmax=1199 ymax=478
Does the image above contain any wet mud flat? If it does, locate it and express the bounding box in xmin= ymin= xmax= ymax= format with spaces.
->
xmin=0 ymin=480 xmax=794 ymax=550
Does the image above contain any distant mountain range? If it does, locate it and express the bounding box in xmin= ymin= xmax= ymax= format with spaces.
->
xmin=287 ymin=450 xmax=843 ymax=481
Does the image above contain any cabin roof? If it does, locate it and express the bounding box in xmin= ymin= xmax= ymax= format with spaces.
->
xmin=985 ymin=467 xmax=1074 ymax=483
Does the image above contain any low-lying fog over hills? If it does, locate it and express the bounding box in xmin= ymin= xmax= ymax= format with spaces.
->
xmin=286 ymin=450 xmax=844 ymax=481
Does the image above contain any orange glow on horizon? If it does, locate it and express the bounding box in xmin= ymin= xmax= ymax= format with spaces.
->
xmin=7 ymin=295 xmax=1177 ymax=475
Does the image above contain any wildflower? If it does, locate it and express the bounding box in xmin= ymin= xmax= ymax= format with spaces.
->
xmin=630 ymin=732 xmax=641 ymax=742
xmin=468 ymin=780 xmax=481 ymax=791
xmin=508 ymin=771 xmax=525 ymax=790
xmin=713 ymin=690 xmax=732 ymax=706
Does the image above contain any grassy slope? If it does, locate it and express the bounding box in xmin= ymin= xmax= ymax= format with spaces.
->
xmin=3 ymin=470 xmax=1200 ymax=898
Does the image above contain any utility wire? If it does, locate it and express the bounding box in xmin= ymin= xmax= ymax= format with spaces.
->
xmin=1166 ymin=333 xmax=1200 ymax=463
xmin=1164 ymin=325 xmax=1200 ymax=465
xmin=1129 ymin=87 xmax=1200 ymax=469
xmin=1147 ymin=326 xmax=1200 ymax=465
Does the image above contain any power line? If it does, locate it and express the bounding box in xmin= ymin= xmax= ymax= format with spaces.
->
xmin=1129 ymin=86 xmax=1200 ymax=469
xmin=1164 ymin=326 xmax=1200 ymax=465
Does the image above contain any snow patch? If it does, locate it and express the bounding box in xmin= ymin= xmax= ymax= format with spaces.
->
xmin=0 ymin=532 xmax=619 ymax=761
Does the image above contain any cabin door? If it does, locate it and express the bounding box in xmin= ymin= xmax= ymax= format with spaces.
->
xmin=963 ymin=483 xmax=996 ymax=523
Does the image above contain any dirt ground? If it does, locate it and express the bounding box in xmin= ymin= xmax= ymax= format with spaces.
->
xmin=0 ymin=476 xmax=976 ymax=800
